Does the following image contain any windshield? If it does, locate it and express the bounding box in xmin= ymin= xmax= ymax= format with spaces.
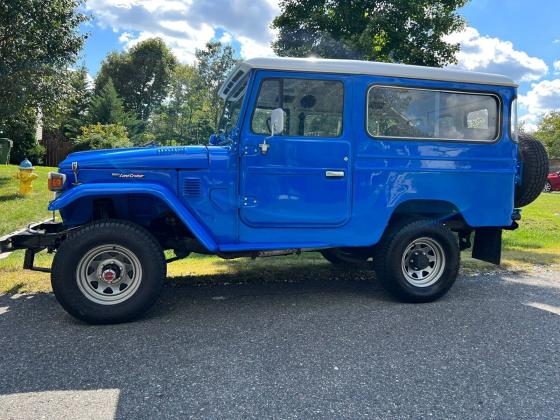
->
xmin=217 ymin=74 xmax=249 ymax=137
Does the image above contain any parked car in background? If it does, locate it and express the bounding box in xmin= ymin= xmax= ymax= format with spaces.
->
xmin=544 ymin=171 xmax=560 ymax=192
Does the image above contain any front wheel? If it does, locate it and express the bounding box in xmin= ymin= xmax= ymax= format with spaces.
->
xmin=373 ymin=220 xmax=460 ymax=303
xmin=543 ymin=181 xmax=552 ymax=193
xmin=51 ymin=220 xmax=166 ymax=324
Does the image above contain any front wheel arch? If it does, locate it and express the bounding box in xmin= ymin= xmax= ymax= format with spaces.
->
xmin=49 ymin=183 xmax=218 ymax=252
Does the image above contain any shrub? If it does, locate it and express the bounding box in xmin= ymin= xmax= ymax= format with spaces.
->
xmin=75 ymin=123 xmax=133 ymax=151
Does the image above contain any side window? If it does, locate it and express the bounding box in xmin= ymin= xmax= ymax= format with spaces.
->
xmin=367 ymin=86 xmax=500 ymax=141
xmin=251 ymin=78 xmax=344 ymax=137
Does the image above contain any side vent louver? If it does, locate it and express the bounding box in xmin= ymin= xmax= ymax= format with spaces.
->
xmin=183 ymin=178 xmax=201 ymax=197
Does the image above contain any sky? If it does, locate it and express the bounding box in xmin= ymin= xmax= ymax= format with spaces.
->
xmin=79 ymin=0 xmax=560 ymax=131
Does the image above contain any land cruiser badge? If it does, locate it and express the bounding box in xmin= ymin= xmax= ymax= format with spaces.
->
xmin=111 ymin=173 xmax=145 ymax=179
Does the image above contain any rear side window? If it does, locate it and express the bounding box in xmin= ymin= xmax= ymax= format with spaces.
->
xmin=367 ymin=86 xmax=500 ymax=141
xmin=251 ymin=78 xmax=344 ymax=137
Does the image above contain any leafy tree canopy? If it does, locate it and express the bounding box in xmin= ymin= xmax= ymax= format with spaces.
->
xmin=43 ymin=66 xmax=93 ymax=141
xmin=0 ymin=0 xmax=89 ymax=128
xmin=194 ymin=41 xmax=239 ymax=125
xmin=87 ymin=79 xmax=142 ymax=142
xmin=272 ymin=0 xmax=468 ymax=67
xmin=75 ymin=123 xmax=132 ymax=151
xmin=148 ymin=64 xmax=213 ymax=145
xmin=147 ymin=42 xmax=238 ymax=145
xmin=95 ymin=38 xmax=178 ymax=121
xmin=535 ymin=111 xmax=560 ymax=159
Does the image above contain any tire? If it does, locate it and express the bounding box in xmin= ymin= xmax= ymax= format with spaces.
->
xmin=373 ymin=219 xmax=459 ymax=303
xmin=515 ymin=133 xmax=549 ymax=207
xmin=51 ymin=220 xmax=166 ymax=324
xmin=543 ymin=181 xmax=552 ymax=193
xmin=320 ymin=248 xmax=371 ymax=265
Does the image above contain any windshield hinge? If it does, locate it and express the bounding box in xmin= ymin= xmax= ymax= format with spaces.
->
xmin=71 ymin=161 xmax=81 ymax=185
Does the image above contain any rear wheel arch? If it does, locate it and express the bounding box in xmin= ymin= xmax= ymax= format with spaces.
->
xmin=387 ymin=199 xmax=469 ymax=232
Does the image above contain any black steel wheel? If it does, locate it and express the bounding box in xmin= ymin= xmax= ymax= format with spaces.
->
xmin=373 ymin=219 xmax=459 ymax=303
xmin=51 ymin=220 xmax=166 ymax=324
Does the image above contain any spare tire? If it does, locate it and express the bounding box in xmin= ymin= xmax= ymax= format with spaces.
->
xmin=514 ymin=133 xmax=549 ymax=208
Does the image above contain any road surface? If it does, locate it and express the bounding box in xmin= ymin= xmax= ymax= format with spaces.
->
xmin=0 ymin=269 xmax=559 ymax=419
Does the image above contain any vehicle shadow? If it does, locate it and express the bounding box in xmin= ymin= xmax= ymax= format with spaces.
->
xmin=0 ymin=193 xmax=20 ymax=202
xmin=0 ymin=176 xmax=11 ymax=187
xmin=1 ymin=269 xmax=560 ymax=418
xmin=167 ymin=258 xmax=376 ymax=293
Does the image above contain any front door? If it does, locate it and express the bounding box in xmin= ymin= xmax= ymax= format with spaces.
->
xmin=240 ymin=72 xmax=352 ymax=228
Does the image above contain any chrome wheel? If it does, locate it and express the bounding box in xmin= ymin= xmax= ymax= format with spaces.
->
xmin=76 ymin=244 xmax=142 ymax=305
xmin=401 ymin=237 xmax=446 ymax=287
xmin=544 ymin=182 xmax=552 ymax=193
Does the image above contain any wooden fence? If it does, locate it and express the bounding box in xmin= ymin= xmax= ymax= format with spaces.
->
xmin=41 ymin=132 xmax=74 ymax=167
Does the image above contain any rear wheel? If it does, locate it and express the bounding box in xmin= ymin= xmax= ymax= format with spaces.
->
xmin=543 ymin=181 xmax=552 ymax=193
xmin=51 ymin=220 xmax=166 ymax=324
xmin=373 ymin=219 xmax=459 ymax=303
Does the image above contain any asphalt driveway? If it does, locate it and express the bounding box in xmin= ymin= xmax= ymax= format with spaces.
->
xmin=0 ymin=268 xmax=559 ymax=419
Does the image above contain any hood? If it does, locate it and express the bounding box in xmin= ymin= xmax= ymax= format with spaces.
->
xmin=59 ymin=145 xmax=209 ymax=170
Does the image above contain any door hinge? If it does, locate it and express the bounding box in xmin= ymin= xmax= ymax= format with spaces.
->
xmin=240 ymin=196 xmax=258 ymax=207
xmin=242 ymin=145 xmax=259 ymax=156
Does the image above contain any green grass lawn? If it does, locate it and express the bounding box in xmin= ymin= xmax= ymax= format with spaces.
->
xmin=1 ymin=164 xmax=559 ymax=294
xmin=0 ymin=164 xmax=57 ymax=235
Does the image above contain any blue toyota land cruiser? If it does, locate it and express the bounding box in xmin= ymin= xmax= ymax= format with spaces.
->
xmin=1 ymin=57 xmax=549 ymax=324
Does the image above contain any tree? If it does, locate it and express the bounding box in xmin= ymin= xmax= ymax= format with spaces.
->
xmin=148 ymin=64 xmax=214 ymax=145
xmin=194 ymin=41 xmax=239 ymax=126
xmin=147 ymin=43 xmax=238 ymax=145
xmin=4 ymin=109 xmax=45 ymax=165
xmin=535 ymin=111 xmax=560 ymax=159
xmin=87 ymin=79 xmax=141 ymax=142
xmin=272 ymin=0 xmax=468 ymax=67
xmin=89 ymin=79 xmax=128 ymax=125
xmin=75 ymin=124 xmax=132 ymax=151
xmin=0 ymin=0 xmax=89 ymax=128
xmin=63 ymin=67 xmax=93 ymax=141
xmin=95 ymin=38 xmax=177 ymax=120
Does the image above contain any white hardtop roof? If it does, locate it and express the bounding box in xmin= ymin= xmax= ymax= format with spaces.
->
xmin=238 ymin=57 xmax=517 ymax=88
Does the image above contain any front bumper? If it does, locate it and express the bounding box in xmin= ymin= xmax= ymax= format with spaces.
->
xmin=0 ymin=220 xmax=68 ymax=272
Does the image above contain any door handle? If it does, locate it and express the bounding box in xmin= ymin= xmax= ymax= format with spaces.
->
xmin=258 ymin=141 xmax=270 ymax=155
xmin=325 ymin=170 xmax=345 ymax=178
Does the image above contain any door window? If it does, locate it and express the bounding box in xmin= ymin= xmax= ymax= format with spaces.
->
xmin=251 ymin=78 xmax=344 ymax=137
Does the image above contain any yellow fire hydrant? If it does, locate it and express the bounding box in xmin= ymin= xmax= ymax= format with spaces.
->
xmin=14 ymin=158 xmax=38 ymax=196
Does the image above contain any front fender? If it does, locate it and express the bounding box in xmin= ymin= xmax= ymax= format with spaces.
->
xmin=48 ymin=183 xmax=218 ymax=252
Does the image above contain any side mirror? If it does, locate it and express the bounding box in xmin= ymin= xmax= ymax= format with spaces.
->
xmin=270 ymin=108 xmax=285 ymax=136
